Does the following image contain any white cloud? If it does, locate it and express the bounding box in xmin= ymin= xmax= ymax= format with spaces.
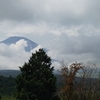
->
xmin=30 ymin=45 xmax=43 ymax=53
xmin=10 ymin=39 xmax=27 ymax=51
xmin=0 ymin=39 xmax=57 ymax=70
xmin=0 ymin=40 xmax=30 ymax=69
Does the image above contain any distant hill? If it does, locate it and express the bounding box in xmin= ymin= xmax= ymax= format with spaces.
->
xmin=0 ymin=70 xmax=58 ymax=77
xmin=0 ymin=70 xmax=20 ymax=77
xmin=0 ymin=36 xmax=38 ymax=52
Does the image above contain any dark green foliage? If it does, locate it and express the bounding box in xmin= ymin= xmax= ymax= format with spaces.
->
xmin=1 ymin=95 xmax=16 ymax=100
xmin=0 ymin=75 xmax=16 ymax=96
xmin=16 ymin=48 xmax=57 ymax=100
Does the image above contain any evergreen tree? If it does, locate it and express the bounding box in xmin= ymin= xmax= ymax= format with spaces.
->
xmin=16 ymin=48 xmax=57 ymax=100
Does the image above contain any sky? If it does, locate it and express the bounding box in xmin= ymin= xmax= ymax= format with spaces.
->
xmin=0 ymin=0 xmax=100 ymax=69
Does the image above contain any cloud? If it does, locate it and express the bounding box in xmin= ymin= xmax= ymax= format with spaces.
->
xmin=0 ymin=39 xmax=59 ymax=70
xmin=30 ymin=45 xmax=43 ymax=53
xmin=46 ymin=33 xmax=100 ymax=65
xmin=10 ymin=39 xmax=28 ymax=51
xmin=0 ymin=40 xmax=30 ymax=69
xmin=0 ymin=34 xmax=100 ymax=70
xmin=0 ymin=0 xmax=100 ymax=69
xmin=0 ymin=0 xmax=100 ymax=38
xmin=0 ymin=1 xmax=33 ymax=22
xmin=0 ymin=0 xmax=100 ymax=26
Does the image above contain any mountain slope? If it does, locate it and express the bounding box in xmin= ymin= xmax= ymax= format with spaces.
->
xmin=0 ymin=36 xmax=38 ymax=52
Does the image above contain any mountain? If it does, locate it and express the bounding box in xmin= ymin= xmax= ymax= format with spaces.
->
xmin=0 ymin=36 xmax=38 ymax=52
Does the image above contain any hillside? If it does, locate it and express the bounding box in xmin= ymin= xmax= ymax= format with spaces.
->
xmin=0 ymin=70 xmax=20 ymax=77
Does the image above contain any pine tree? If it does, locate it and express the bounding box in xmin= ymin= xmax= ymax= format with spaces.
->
xmin=16 ymin=48 xmax=57 ymax=100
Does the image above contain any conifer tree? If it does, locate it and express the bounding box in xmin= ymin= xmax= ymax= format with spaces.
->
xmin=16 ymin=48 xmax=57 ymax=100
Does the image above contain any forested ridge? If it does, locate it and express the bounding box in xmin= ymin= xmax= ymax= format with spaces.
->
xmin=0 ymin=70 xmax=20 ymax=77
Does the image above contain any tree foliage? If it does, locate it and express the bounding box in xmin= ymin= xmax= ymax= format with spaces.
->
xmin=58 ymin=62 xmax=100 ymax=100
xmin=0 ymin=75 xmax=16 ymax=96
xmin=16 ymin=48 xmax=57 ymax=100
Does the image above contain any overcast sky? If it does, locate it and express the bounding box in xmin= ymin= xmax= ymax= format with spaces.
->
xmin=0 ymin=0 xmax=100 ymax=69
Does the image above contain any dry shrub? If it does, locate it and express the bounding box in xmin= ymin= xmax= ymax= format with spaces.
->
xmin=58 ymin=62 xmax=100 ymax=100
